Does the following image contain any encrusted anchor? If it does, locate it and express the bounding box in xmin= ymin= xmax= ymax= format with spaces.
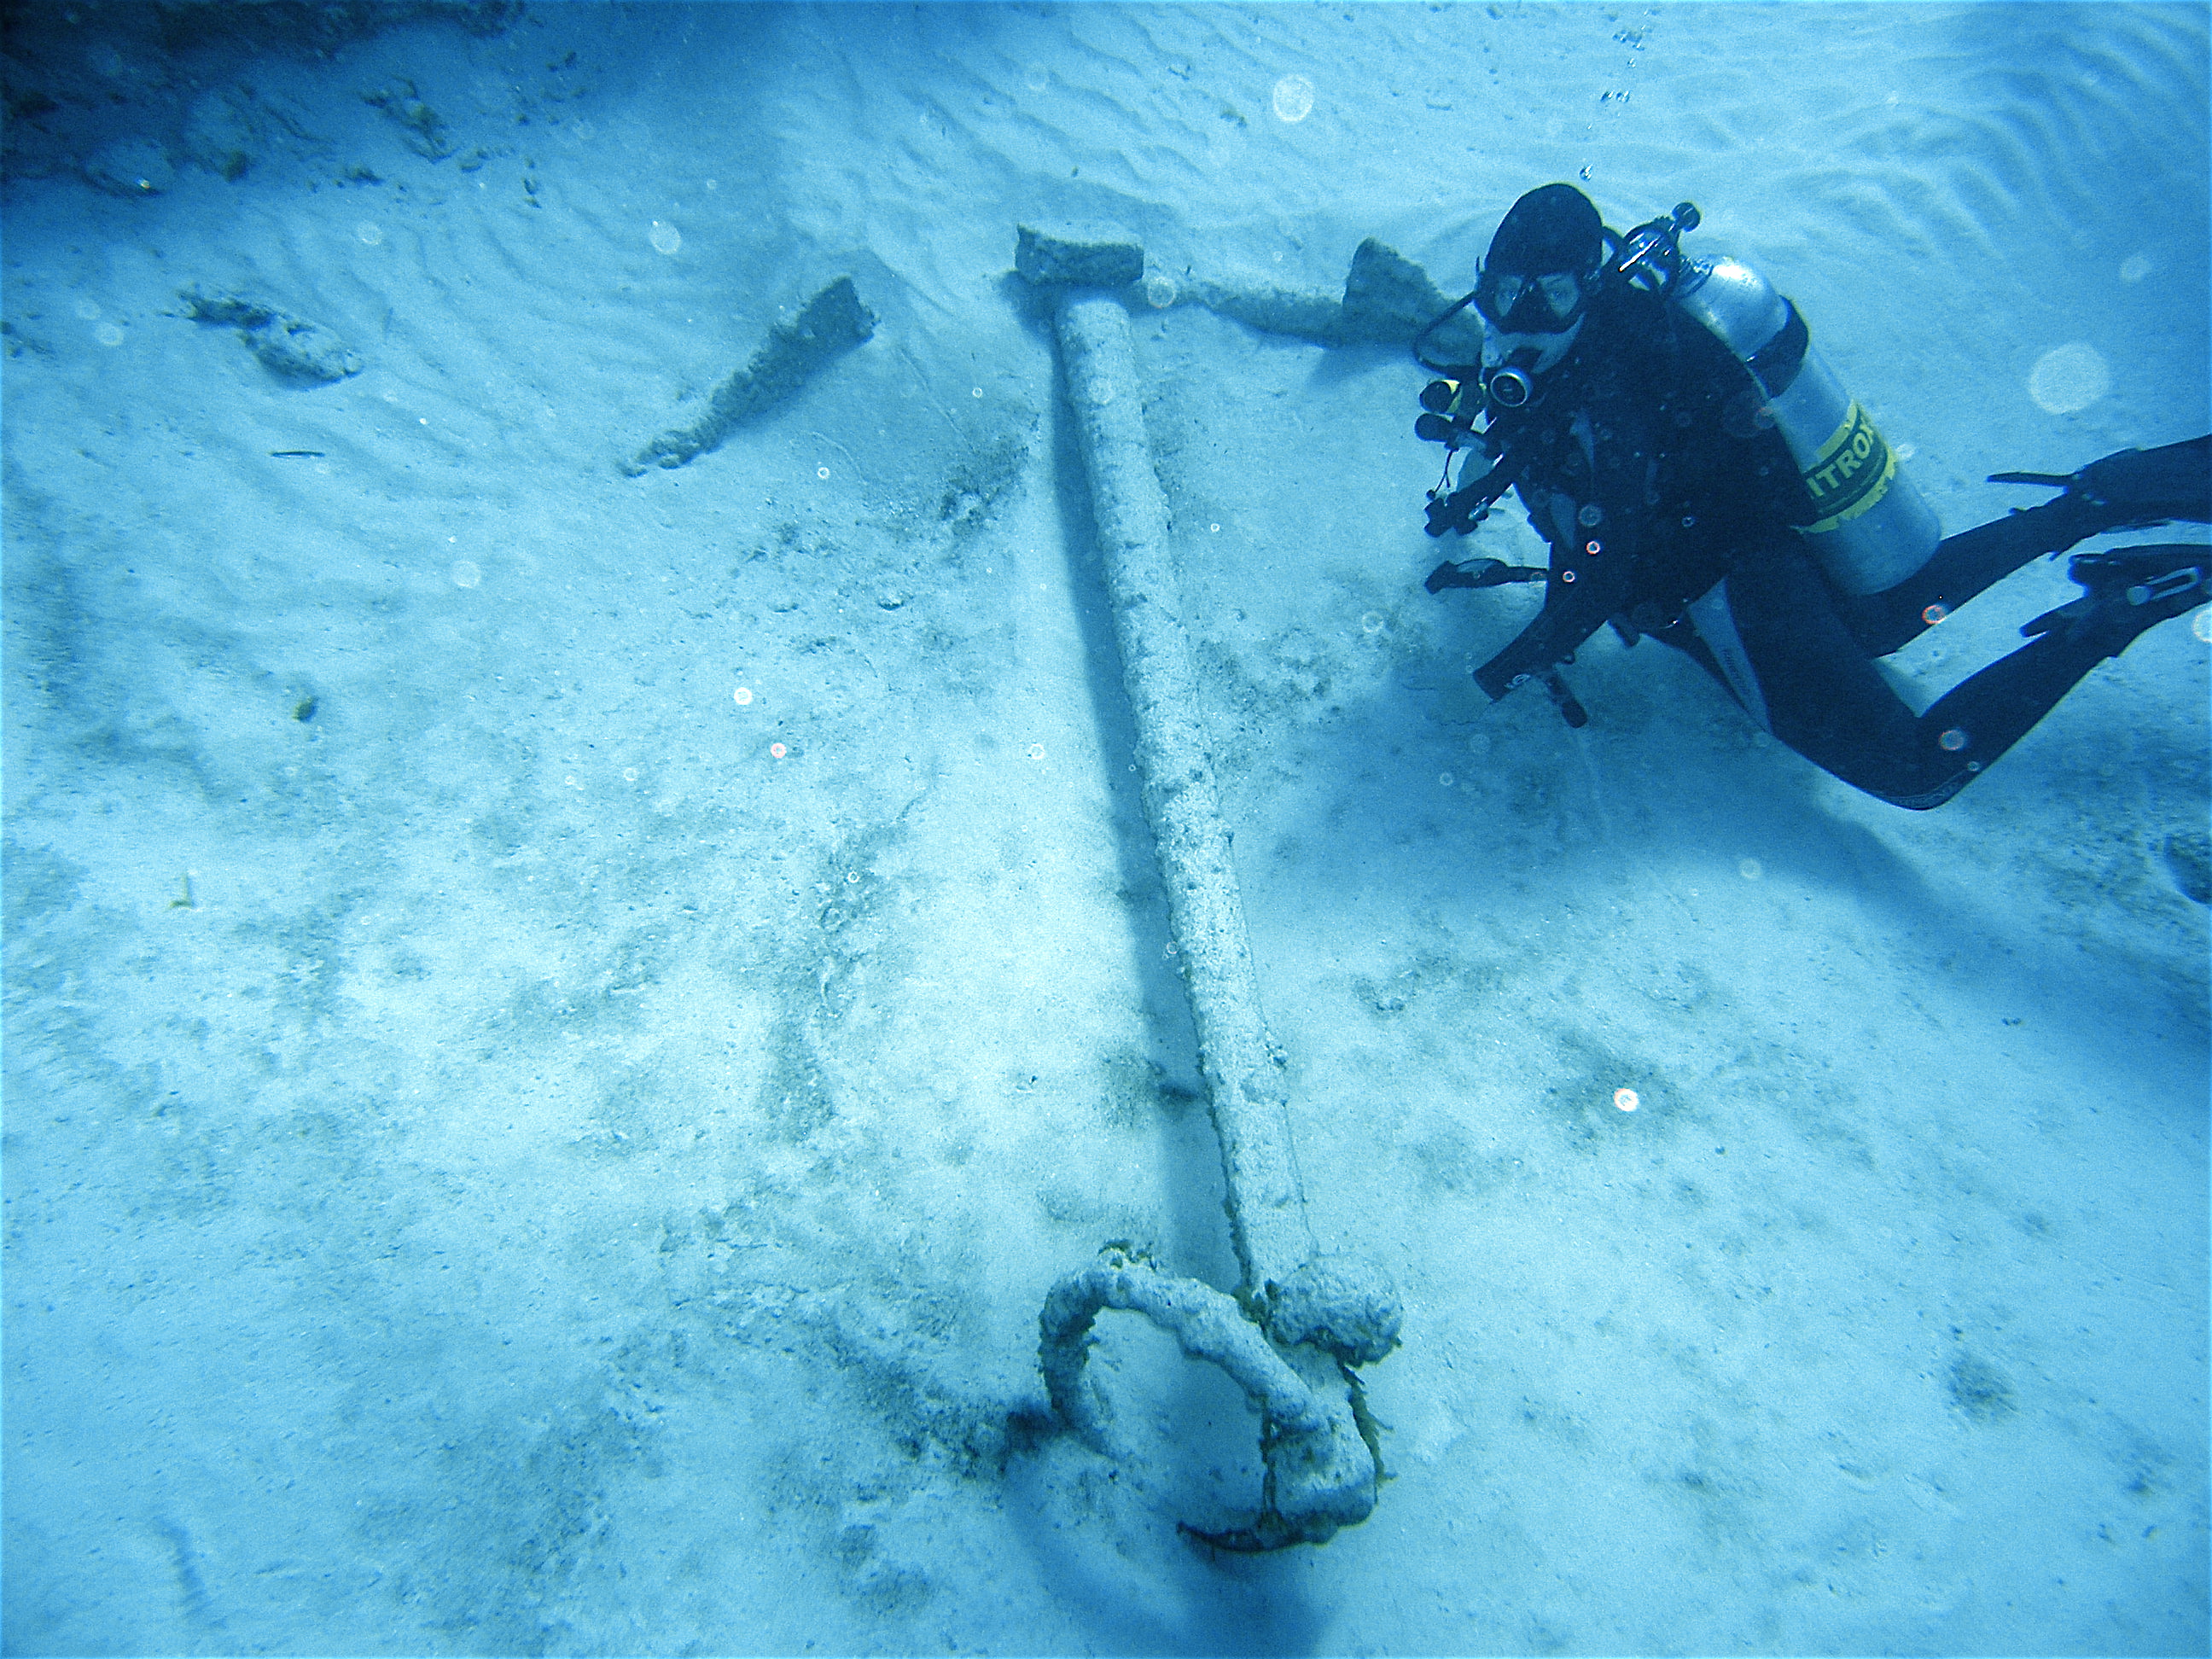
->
xmin=1021 ymin=221 xmax=1401 ymax=1550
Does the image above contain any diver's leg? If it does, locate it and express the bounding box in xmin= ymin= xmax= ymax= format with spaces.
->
xmin=1895 ymin=550 xmax=2208 ymax=803
xmin=1839 ymin=502 xmax=2104 ymax=656
xmin=1842 ymin=434 xmax=2211 ymax=656
xmin=1709 ymin=550 xmax=1940 ymax=805
xmin=1710 ymin=539 xmax=2206 ymax=810
xmin=1893 ymin=632 xmax=2150 ymax=805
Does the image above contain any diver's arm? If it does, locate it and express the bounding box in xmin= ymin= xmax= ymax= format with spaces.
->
xmin=1471 ymin=585 xmax=1616 ymax=701
xmin=1424 ymin=557 xmax=1546 ymax=593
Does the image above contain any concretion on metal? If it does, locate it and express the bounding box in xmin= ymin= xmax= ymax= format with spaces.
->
xmin=1021 ymin=222 xmax=1392 ymax=1548
xmin=1052 ymin=284 xmax=1317 ymax=1297
xmin=1037 ymin=1256 xmax=1381 ymax=1547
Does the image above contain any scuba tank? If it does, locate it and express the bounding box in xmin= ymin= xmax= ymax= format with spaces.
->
xmin=1662 ymin=238 xmax=1941 ymax=595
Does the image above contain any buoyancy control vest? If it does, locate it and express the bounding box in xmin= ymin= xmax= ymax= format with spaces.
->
xmin=1417 ymin=202 xmax=1949 ymax=718
xmin=1418 ymin=205 xmax=1941 ymax=600
xmin=1458 ymin=298 xmax=1777 ymax=704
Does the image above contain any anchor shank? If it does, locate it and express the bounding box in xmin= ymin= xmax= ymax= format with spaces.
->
xmin=1052 ymin=288 xmax=1315 ymax=1297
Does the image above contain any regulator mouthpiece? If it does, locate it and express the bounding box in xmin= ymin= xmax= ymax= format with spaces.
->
xmin=1487 ymin=349 xmax=1542 ymax=410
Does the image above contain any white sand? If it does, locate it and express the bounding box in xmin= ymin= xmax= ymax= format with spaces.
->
xmin=4 ymin=3 xmax=2205 ymax=1653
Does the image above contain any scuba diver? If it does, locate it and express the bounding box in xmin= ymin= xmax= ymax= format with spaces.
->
xmin=1412 ymin=183 xmax=2210 ymax=809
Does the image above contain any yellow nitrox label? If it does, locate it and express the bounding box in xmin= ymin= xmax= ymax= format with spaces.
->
xmin=1800 ymin=401 xmax=1897 ymax=533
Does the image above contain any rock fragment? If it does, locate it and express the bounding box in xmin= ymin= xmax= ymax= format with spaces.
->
xmin=178 ymin=285 xmax=364 ymax=383
xmin=624 ymin=276 xmax=876 ymax=475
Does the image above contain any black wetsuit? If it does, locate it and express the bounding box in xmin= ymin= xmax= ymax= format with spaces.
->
xmin=1444 ymin=286 xmax=2209 ymax=809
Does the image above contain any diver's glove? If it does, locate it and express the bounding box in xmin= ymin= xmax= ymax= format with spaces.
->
xmin=1991 ymin=434 xmax=2210 ymax=531
xmin=1424 ymin=451 xmax=1526 ymax=538
xmin=1424 ymin=484 xmax=1493 ymax=538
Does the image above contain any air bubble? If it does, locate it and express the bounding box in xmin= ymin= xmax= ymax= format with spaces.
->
xmin=2193 ymin=610 xmax=2212 ymax=644
xmin=355 ymin=222 xmax=384 ymax=247
xmin=1272 ymin=74 xmax=1315 ymax=122
xmin=1144 ymin=273 xmax=1178 ymax=308
xmin=73 ymin=298 xmax=102 ymax=322
xmin=818 ymin=466 xmax=830 ymax=479
xmin=650 ymin=221 xmax=682 ymax=255
xmin=1027 ymin=743 xmax=1046 ymax=760
xmin=1614 ymin=1088 xmax=1639 ymax=1112
xmin=96 ymin=323 xmax=125 ymax=346
xmin=623 ymin=767 xmax=639 ymax=782
xmin=450 ymin=560 xmax=482 ymax=588
xmin=1938 ymin=728 xmax=1969 ymax=752
xmin=1738 ymin=858 xmax=1761 ymax=881
xmin=1438 ymin=772 xmax=1454 ymax=788
xmin=770 ymin=742 xmax=787 ymax=759
xmin=734 ymin=686 xmax=754 ymax=706
xmin=2120 ymin=253 xmax=2155 ymax=284
xmin=1361 ymin=612 xmax=1385 ymax=633
xmin=1922 ymin=603 xmax=1948 ymax=626
xmin=2028 ymin=343 xmax=2110 ymax=415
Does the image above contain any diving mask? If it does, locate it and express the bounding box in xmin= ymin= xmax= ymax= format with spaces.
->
xmin=1474 ymin=265 xmax=1596 ymax=335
